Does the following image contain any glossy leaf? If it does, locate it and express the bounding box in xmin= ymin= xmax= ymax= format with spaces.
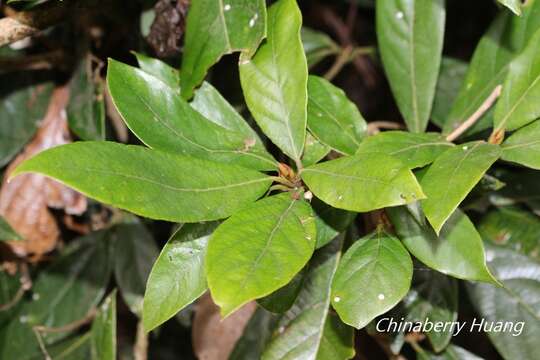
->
xmin=180 ymin=0 xmax=266 ymax=99
xmin=143 ymin=222 xmax=218 ymax=331
xmin=0 ymin=232 xmax=112 ymax=358
xmin=445 ymin=2 xmax=540 ymax=136
xmin=302 ymin=27 xmax=340 ymax=68
xmin=302 ymin=132 xmax=331 ymax=167
xmin=498 ymin=0 xmax=522 ymax=16
xmin=67 ymin=58 xmax=105 ymax=141
xmin=0 ymin=69 xmax=52 ymax=167
xmin=388 ymin=205 xmax=497 ymax=283
xmin=376 ymin=0 xmax=445 ymax=132
xmin=478 ymin=206 xmax=540 ymax=260
xmin=401 ymin=271 xmax=458 ymax=352
xmin=301 ymin=153 xmax=425 ymax=213
xmin=107 ymin=59 xmax=276 ymax=171
xmin=431 ymin=57 xmax=468 ymax=128
xmin=502 ymin=120 xmax=540 ymax=169
xmin=331 ymin=230 xmax=413 ymax=329
xmin=262 ymin=238 xmax=355 ymax=360
xmin=91 ymin=292 xmax=116 ymax=360
xmin=239 ymin=0 xmax=308 ymax=161
xmin=258 ymin=269 xmax=305 ymax=313
xmin=0 ymin=216 xmax=22 ymax=241
xmin=356 ymin=131 xmax=453 ymax=169
xmin=134 ymin=52 xmax=179 ymax=88
xmin=494 ymin=29 xmax=540 ymax=132
xmin=307 ymin=75 xmax=367 ymax=155
xmin=112 ymin=221 xmax=159 ymax=315
xmin=312 ymin=198 xmax=356 ymax=249
xmin=420 ymin=142 xmax=501 ymax=233
xmin=230 ymin=308 xmax=278 ymax=359
xmin=11 ymin=142 xmax=272 ymax=223
xmin=191 ymin=81 xmax=272 ymax=162
xmin=206 ymin=193 xmax=316 ymax=316
xmin=467 ymin=245 xmax=540 ymax=360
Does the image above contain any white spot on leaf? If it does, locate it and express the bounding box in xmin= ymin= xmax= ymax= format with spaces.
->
xmin=334 ymin=296 xmax=341 ymax=302
xmin=224 ymin=4 xmax=231 ymax=11
xmin=395 ymin=11 xmax=404 ymax=19
xmin=378 ymin=293 xmax=385 ymax=300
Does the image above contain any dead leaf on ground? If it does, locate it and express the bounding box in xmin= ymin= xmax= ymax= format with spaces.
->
xmin=0 ymin=86 xmax=87 ymax=258
xmin=193 ymin=293 xmax=256 ymax=360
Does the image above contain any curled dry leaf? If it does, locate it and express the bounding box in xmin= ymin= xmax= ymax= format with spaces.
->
xmin=193 ymin=293 xmax=256 ymax=360
xmin=0 ymin=86 xmax=87 ymax=258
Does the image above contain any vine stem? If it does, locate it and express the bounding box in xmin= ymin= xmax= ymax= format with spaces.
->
xmin=367 ymin=121 xmax=405 ymax=135
xmin=324 ymin=46 xmax=353 ymax=81
xmin=445 ymin=85 xmax=502 ymax=142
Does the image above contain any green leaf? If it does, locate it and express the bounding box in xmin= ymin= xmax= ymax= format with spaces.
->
xmin=301 ymin=153 xmax=425 ymax=213
xmin=134 ymin=52 xmax=179 ymax=88
xmin=478 ymin=206 xmax=540 ymax=260
xmin=258 ymin=269 xmax=305 ymax=313
xmin=376 ymin=0 xmax=445 ymax=132
xmin=417 ymin=344 xmax=484 ymax=360
xmin=239 ymin=0 xmax=308 ymax=161
xmin=356 ymin=131 xmax=453 ymax=169
xmin=206 ymin=193 xmax=316 ymax=316
xmin=431 ymin=57 xmax=468 ymax=128
xmin=302 ymin=132 xmax=331 ymax=167
xmin=143 ymin=222 xmax=218 ymax=332
xmin=67 ymin=57 xmax=105 ymax=141
xmin=11 ymin=142 xmax=272 ymax=223
xmin=0 ymin=232 xmax=112 ymax=358
xmin=191 ymin=81 xmax=272 ymax=162
xmin=420 ymin=142 xmax=501 ymax=234
xmin=230 ymin=308 xmax=278 ymax=359
xmin=112 ymin=221 xmax=159 ymax=315
xmin=498 ymin=0 xmax=522 ymax=16
xmin=331 ymin=230 xmax=413 ymax=329
xmin=45 ymin=333 xmax=92 ymax=360
xmin=502 ymin=120 xmax=540 ymax=169
xmin=302 ymin=27 xmax=340 ymax=68
xmin=91 ymin=292 xmax=116 ymax=360
xmin=317 ymin=313 xmax=355 ymax=360
xmin=107 ymin=59 xmax=276 ymax=171
xmin=312 ymin=198 xmax=356 ymax=249
xmin=180 ymin=0 xmax=266 ymax=99
xmin=467 ymin=245 xmax=540 ymax=360
xmin=388 ymin=205 xmax=497 ymax=283
xmin=445 ymin=2 xmax=540 ymax=136
xmin=0 ymin=216 xmax=22 ymax=241
xmin=262 ymin=238 xmax=355 ymax=360
xmin=307 ymin=76 xmax=367 ymax=155
xmin=0 ymin=68 xmax=52 ymax=167
xmin=401 ymin=271 xmax=458 ymax=352
xmin=494 ymin=29 xmax=540 ymax=132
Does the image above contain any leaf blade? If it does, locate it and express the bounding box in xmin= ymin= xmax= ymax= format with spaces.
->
xmin=206 ymin=193 xmax=316 ymax=316
xmin=301 ymin=153 xmax=425 ymax=213
xmin=11 ymin=142 xmax=272 ymax=223
xmin=180 ymin=0 xmax=267 ymax=99
xmin=239 ymin=0 xmax=308 ymax=161
xmin=376 ymin=0 xmax=445 ymax=132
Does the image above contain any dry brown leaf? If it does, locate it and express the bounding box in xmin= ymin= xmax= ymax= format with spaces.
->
xmin=193 ymin=293 xmax=256 ymax=360
xmin=0 ymin=86 xmax=86 ymax=258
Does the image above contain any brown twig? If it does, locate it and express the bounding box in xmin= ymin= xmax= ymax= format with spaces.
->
xmin=0 ymin=263 xmax=32 ymax=311
xmin=104 ymin=86 xmax=129 ymax=142
xmin=446 ymin=85 xmax=502 ymax=142
xmin=134 ymin=320 xmax=149 ymax=360
xmin=0 ymin=50 xmax=65 ymax=73
xmin=367 ymin=121 xmax=405 ymax=135
xmin=33 ymin=307 xmax=97 ymax=334
xmin=324 ymin=46 xmax=353 ymax=81
xmin=320 ymin=6 xmax=376 ymax=86
xmin=0 ymin=1 xmax=73 ymax=47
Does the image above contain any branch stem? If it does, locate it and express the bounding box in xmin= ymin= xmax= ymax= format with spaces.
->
xmin=446 ymin=85 xmax=502 ymax=142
